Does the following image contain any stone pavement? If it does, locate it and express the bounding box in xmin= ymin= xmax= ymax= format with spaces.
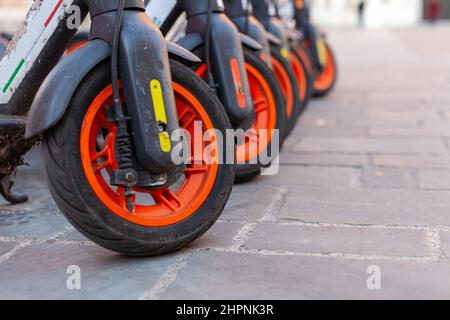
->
xmin=3 ymin=25 xmax=450 ymax=299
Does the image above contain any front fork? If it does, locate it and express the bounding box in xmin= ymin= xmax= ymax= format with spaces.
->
xmin=223 ymin=0 xmax=272 ymax=69
xmin=89 ymin=3 xmax=180 ymax=176
xmin=293 ymin=1 xmax=323 ymax=71
xmin=182 ymin=0 xmax=254 ymax=126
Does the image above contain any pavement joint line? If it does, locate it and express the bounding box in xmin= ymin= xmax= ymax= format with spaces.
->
xmin=54 ymin=240 xmax=96 ymax=246
xmin=407 ymin=169 xmax=421 ymax=190
xmin=229 ymin=222 xmax=258 ymax=252
xmin=350 ymin=168 xmax=362 ymax=189
xmin=257 ymin=220 xmax=442 ymax=231
xmin=261 ymin=187 xmax=289 ymax=222
xmin=280 ymin=163 xmax=364 ymax=169
xmin=291 ymin=150 xmax=449 ymax=157
xmin=426 ymin=227 xmax=445 ymax=261
xmin=228 ymin=187 xmax=290 ymax=252
xmin=0 ymin=227 xmax=74 ymax=266
xmin=0 ymin=236 xmax=21 ymax=243
xmin=200 ymin=247 xmax=442 ymax=264
xmin=139 ymin=251 xmax=190 ymax=300
xmin=217 ymin=219 xmax=450 ymax=232
xmin=0 ymin=240 xmax=32 ymax=264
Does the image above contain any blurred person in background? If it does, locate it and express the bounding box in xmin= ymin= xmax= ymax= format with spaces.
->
xmin=426 ymin=0 xmax=441 ymax=23
xmin=358 ymin=0 xmax=366 ymax=27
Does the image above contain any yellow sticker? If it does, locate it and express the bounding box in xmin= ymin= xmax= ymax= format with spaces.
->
xmin=280 ymin=48 xmax=290 ymax=59
xmin=150 ymin=79 xmax=172 ymax=152
xmin=317 ymin=40 xmax=328 ymax=67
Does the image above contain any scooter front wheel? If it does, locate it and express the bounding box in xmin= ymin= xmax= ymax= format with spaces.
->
xmin=195 ymin=48 xmax=286 ymax=183
xmin=270 ymin=46 xmax=302 ymax=137
xmin=43 ymin=59 xmax=234 ymax=256
xmin=290 ymin=48 xmax=312 ymax=110
xmin=313 ymin=42 xmax=338 ymax=97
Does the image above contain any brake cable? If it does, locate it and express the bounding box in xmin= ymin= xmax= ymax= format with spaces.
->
xmin=205 ymin=0 xmax=215 ymax=90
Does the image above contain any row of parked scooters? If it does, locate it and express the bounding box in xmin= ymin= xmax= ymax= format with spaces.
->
xmin=0 ymin=0 xmax=336 ymax=256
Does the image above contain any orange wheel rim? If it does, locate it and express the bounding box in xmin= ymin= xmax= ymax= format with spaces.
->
xmin=314 ymin=45 xmax=335 ymax=91
xmin=66 ymin=40 xmax=88 ymax=55
xmin=196 ymin=64 xmax=277 ymax=163
xmin=271 ymin=56 xmax=294 ymax=119
xmin=80 ymin=83 xmax=219 ymax=227
xmin=290 ymin=54 xmax=308 ymax=102
xmin=296 ymin=47 xmax=314 ymax=76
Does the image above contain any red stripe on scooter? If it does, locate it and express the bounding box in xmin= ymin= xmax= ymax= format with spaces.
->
xmin=44 ymin=0 xmax=64 ymax=27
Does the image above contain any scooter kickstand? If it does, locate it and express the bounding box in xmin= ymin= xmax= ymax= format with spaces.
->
xmin=0 ymin=175 xmax=28 ymax=204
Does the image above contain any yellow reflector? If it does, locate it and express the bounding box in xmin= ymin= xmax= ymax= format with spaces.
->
xmin=150 ymin=79 xmax=172 ymax=152
xmin=317 ymin=39 xmax=327 ymax=67
xmin=159 ymin=132 xmax=172 ymax=153
xmin=280 ymin=48 xmax=290 ymax=59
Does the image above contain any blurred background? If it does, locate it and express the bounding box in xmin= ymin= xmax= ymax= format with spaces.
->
xmin=1 ymin=0 xmax=450 ymax=32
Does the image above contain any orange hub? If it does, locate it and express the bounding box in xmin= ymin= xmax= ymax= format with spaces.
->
xmin=80 ymin=83 xmax=219 ymax=227
xmin=314 ymin=45 xmax=336 ymax=92
xmin=196 ymin=64 xmax=277 ymax=163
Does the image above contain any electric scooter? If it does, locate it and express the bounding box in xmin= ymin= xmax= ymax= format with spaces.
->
xmin=250 ymin=0 xmax=308 ymax=136
xmin=148 ymin=0 xmax=287 ymax=182
xmin=0 ymin=0 xmax=234 ymax=256
xmin=289 ymin=0 xmax=338 ymax=97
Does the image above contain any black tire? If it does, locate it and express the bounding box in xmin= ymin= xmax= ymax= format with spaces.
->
xmin=313 ymin=42 xmax=338 ymax=98
xmin=43 ymin=59 xmax=235 ymax=256
xmin=235 ymin=48 xmax=286 ymax=183
xmin=290 ymin=46 xmax=313 ymax=111
xmin=270 ymin=45 xmax=303 ymax=137
xmin=192 ymin=46 xmax=286 ymax=184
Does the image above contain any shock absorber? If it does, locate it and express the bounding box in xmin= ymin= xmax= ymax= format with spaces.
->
xmin=109 ymin=0 xmax=138 ymax=212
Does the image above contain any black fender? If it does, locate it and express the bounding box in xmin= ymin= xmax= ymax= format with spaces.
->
xmin=25 ymin=39 xmax=201 ymax=139
xmin=239 ymin=33 xmax=263 ymax=51
xmin=176 ymin=32 xmax=262 ymax=54
xmin=25 ymin=39 xmax=110 ymax=139
xmin=267 ymin=32 xmax=282 ymax=46
xmin=167 ymin=41 xmax=201 ymax=64
xmin=286 ymin=29 xmax=304 ymax=42
xmin=176 ymin=33 xmax=204 ymax=52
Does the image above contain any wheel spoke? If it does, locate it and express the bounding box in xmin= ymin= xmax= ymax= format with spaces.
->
xmin=93 ymin=160 xmax=111 ymax=173
xmin=185 ymin=162 xmax=208 ymax=175
xmin=150 ymin=189 xmax=182 ymax=212
xmin=254 ymin=97 xmax=268 ymax=113
xmin=179 ymin=108 xmax=196 ymax=129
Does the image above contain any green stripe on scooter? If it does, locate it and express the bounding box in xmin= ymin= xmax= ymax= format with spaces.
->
xmin=2 ymin=59 xmax=25 ymax=93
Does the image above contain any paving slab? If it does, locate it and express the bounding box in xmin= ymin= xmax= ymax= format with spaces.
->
xmin=278 ymin=186 xmax=450 ymax=226
xmin=0 ymin=242 xmax=178 ymax=299
xmin=245 ymin=223 xmax=430 ymax=257
xmin=160 ymin=251 xmax=450 ymax=300
xmin=1 ymin=25 xmax=450 ymax=299
xmin=360 ymin=167 xmax=414 ymax=189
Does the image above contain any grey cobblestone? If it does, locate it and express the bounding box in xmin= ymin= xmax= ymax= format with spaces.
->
xmin=278 ymin=186 xmax=450 ymax=226
xmin=245 ymin=223 xmax=430 ymax=257
xmin=1 ymin=25 xmax=450 ymax=299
